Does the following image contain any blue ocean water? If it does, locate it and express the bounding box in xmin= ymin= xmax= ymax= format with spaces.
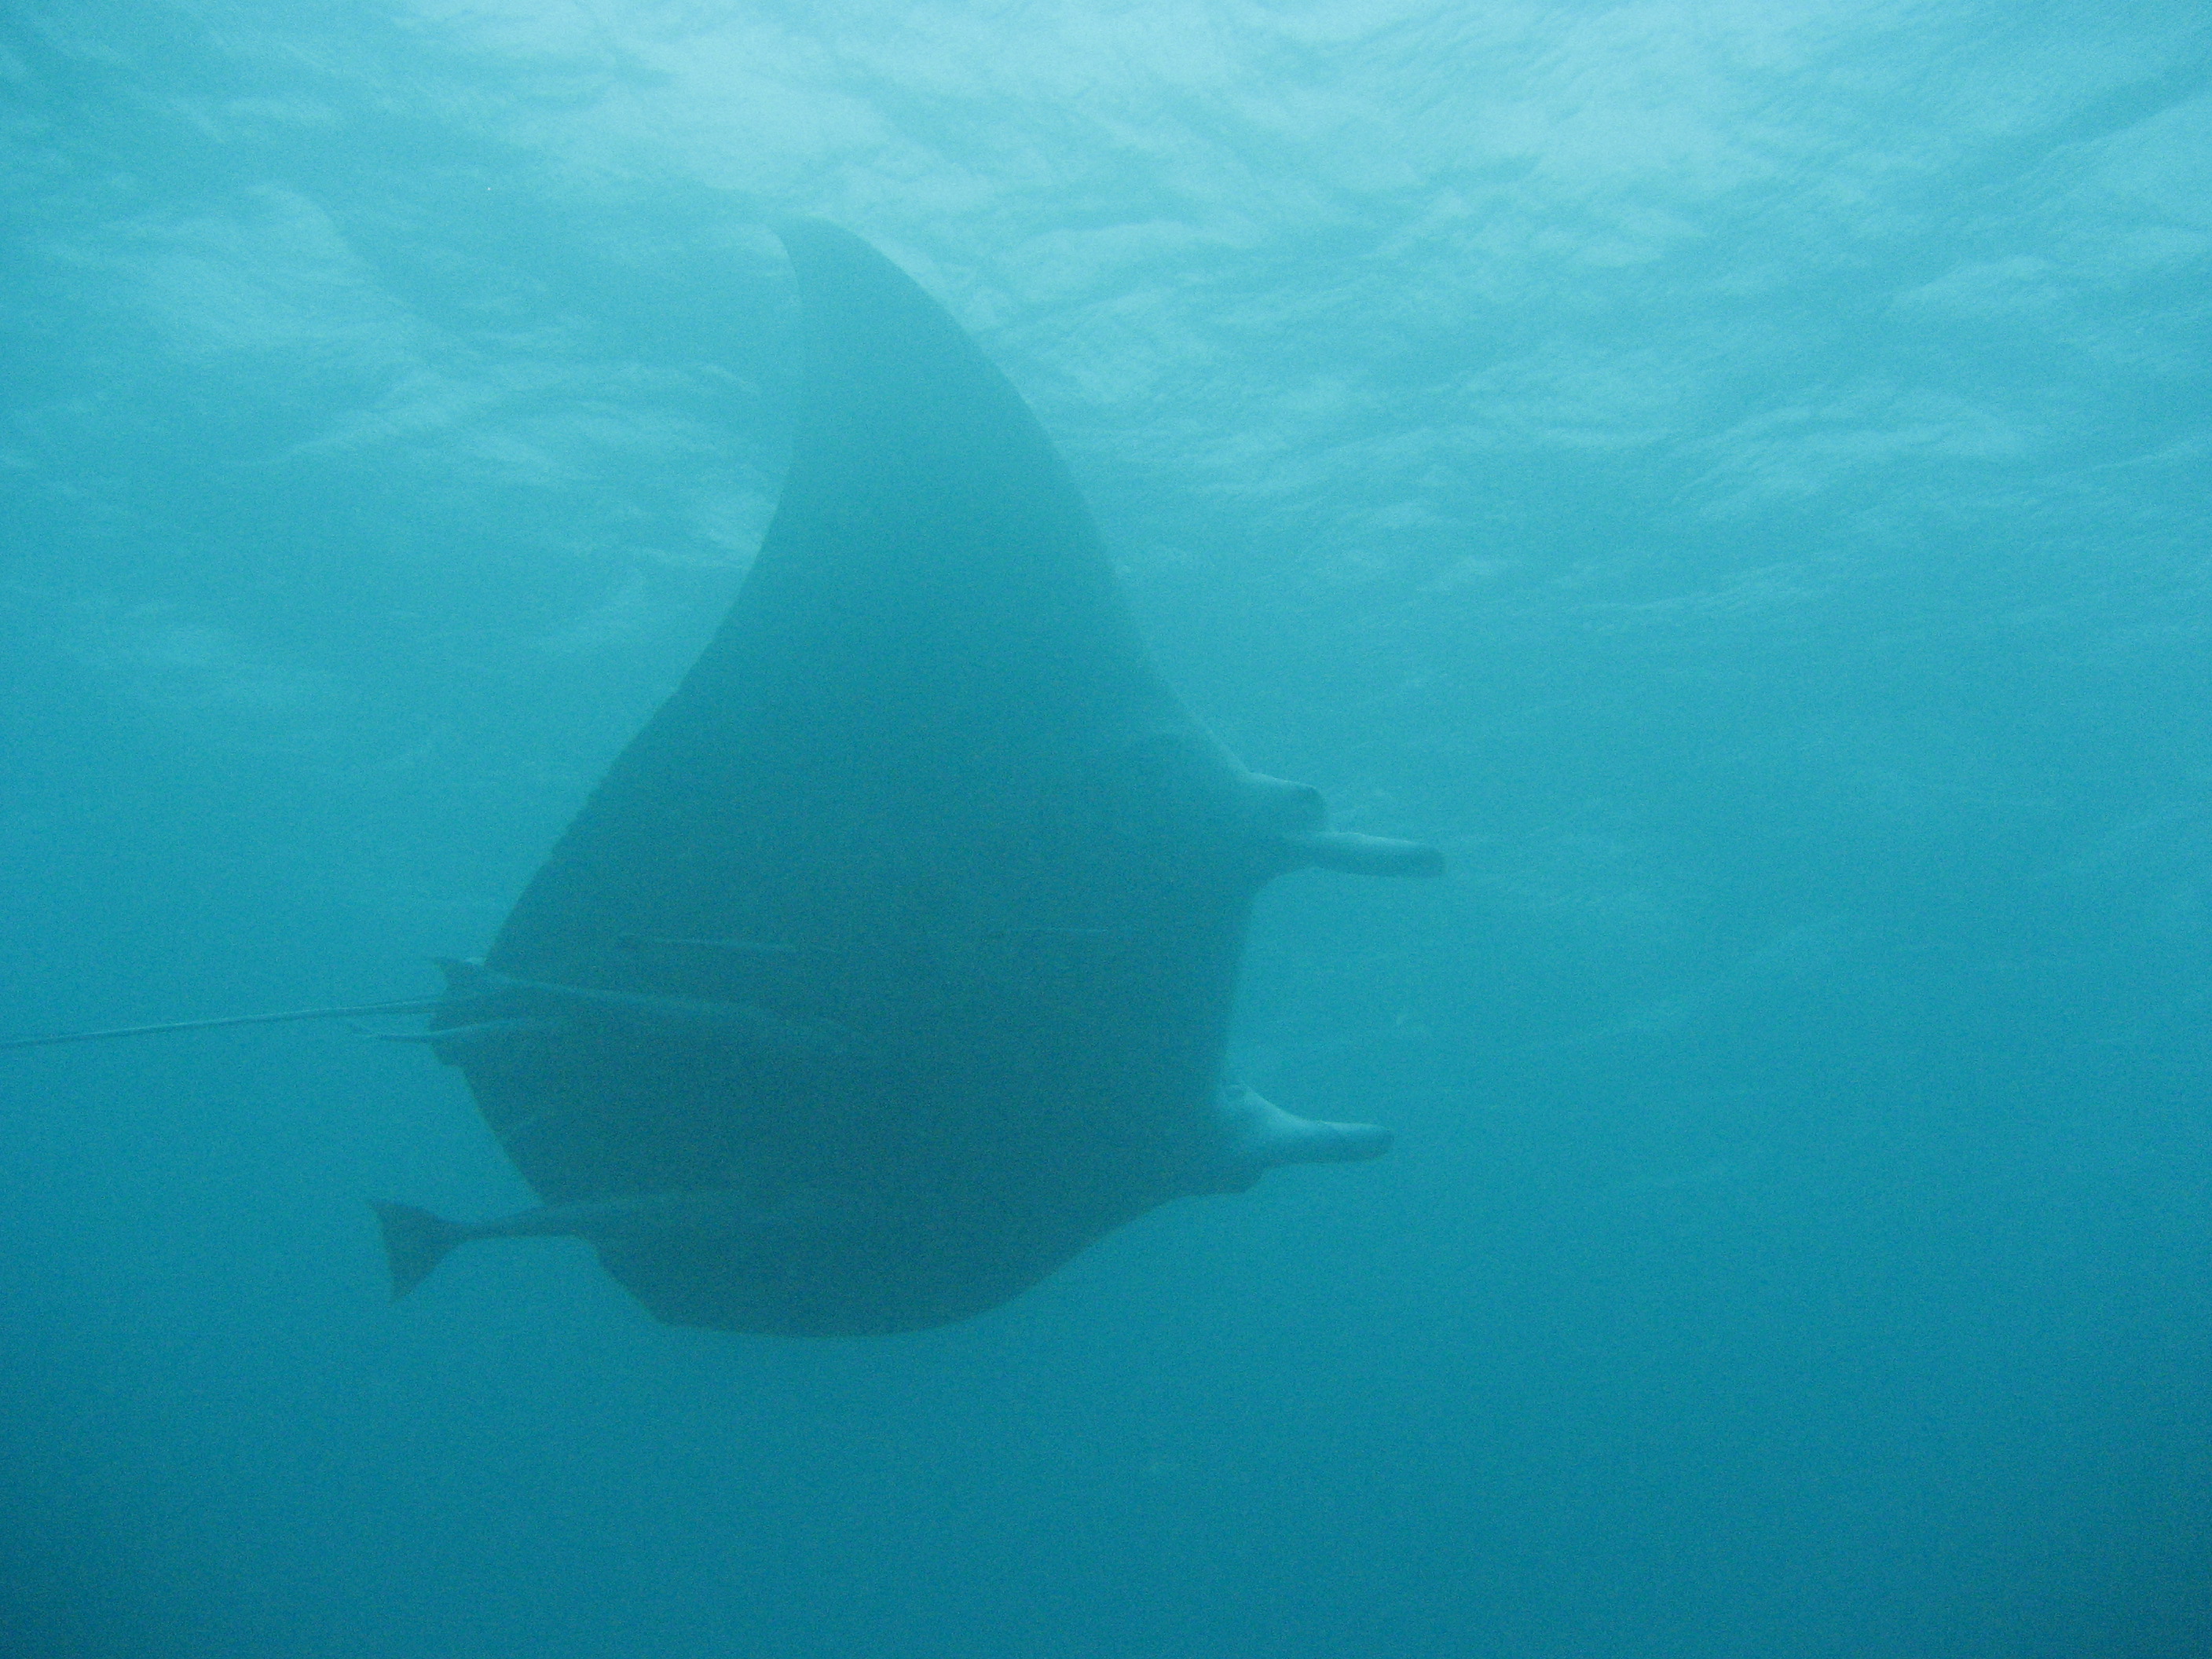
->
xmin=3 ymin=2 xmax=2207 ymax=1655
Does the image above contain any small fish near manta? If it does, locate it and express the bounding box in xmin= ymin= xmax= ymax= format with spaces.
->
xmin=5 ymin=222 xmax=1441 ymax=1335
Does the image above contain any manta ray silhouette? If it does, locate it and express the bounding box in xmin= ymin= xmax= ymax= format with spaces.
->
xmin=10 ymin=222 xmax=1442 ymax=1336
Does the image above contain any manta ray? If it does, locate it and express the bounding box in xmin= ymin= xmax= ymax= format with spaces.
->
xmin=7 ymin=222 xmax=1441 ymax=1336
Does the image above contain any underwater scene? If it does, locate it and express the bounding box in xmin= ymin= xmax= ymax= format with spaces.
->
xmin=2 ymin=3 xmax=2207 ymax=1656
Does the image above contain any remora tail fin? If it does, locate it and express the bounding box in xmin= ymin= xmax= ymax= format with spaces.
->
xmin=370 ymin=1202 xmax=471 ymax=1299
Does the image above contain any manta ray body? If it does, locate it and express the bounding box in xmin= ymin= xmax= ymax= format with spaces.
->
xmin=12 ymin=222 xmax=1441 ymax=1336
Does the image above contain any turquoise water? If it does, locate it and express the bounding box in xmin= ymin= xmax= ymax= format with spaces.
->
xmin=3 ymin=3 xmax=2207 ymax=1654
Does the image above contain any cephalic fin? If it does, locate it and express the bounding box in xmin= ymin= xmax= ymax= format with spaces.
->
xmin=1280 ymin=830 xmax=1445 ymax=877
xmin=1187 ymin=1082 xmax=1393 ymax=1195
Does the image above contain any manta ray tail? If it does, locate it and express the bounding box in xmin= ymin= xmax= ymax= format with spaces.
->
xmin=370 ymin=1202 xmax=471 ymax=1299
